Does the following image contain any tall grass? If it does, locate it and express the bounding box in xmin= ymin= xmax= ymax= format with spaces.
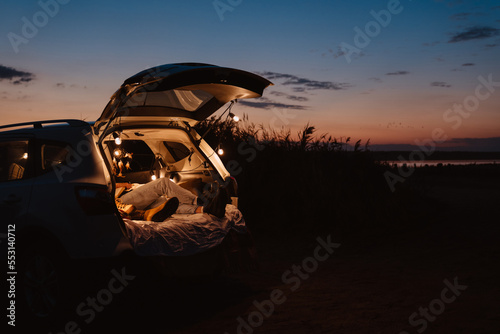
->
xmin=196 ymin=115 xmax=370 ymax=153
xmin=196 ymin=116 xmax=420 ymax=236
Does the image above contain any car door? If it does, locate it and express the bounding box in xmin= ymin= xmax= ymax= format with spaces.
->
xmin=0 ymin=137 xmax=34 ymax=234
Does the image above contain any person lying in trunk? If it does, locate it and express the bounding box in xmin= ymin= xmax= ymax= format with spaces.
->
xmin=115 ymin=178 xmax=229 ymax=222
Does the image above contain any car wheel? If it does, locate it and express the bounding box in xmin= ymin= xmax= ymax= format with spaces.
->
xmin=18 ymin=240 xmax=71 ymax=330
xmin=23 ymin=252 xmax=60 ymax=317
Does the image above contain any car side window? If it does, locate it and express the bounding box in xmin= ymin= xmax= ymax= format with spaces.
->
xmin=163 ymin=141 xmax=191 ymax=163
xmin=106 ymin=140 xmax=155 ymax=173
xmin=0 ymin=140 xmax=30 ymax=182
xmin=40 ymin=142 xmax=70 ymax=174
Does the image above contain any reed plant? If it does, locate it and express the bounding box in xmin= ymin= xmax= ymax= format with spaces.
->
xmin=195 ymin=116 xmax=421 ymax=236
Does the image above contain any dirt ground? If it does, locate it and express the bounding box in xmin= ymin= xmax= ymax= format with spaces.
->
xmin=43 ymin=167 xmax=500 ymax=334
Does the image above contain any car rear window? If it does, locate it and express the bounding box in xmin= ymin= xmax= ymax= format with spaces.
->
xmin=41 ymin=142 xmax=70 ymax=172
xmin=0 ymin=140 xmax=29 ymax=182
xmin=124 ymin=89 xmax=213 ymax=112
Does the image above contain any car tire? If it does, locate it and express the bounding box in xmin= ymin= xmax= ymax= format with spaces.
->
xmin=17 ymin=239 xmax=74 ymax=331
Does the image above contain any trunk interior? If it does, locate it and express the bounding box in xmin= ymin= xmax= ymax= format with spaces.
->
xmin=99 ymin=123 xmax=234 ymax=206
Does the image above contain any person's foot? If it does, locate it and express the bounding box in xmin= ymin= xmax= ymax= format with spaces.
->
xmin=142 ymin=197 xmax=179 ymax=222
xmin=116 ymin=200 xmax=135 ymax=215
xmin=203 ymin=186 xmax=229 ymax=219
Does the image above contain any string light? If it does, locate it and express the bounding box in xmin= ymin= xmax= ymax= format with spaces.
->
xmin=217 ymin=145 xmax=224 ymax=155
xmin=229 ymin=112 xmax=239 ymax=122
xmin=113 ymin=132 xmax=122 ymax=145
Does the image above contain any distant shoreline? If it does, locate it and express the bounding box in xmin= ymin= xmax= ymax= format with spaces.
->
xmin=379 ymin=159 xmax=500 ymax=167
xmin=372 ymin=150 xmax=500 ymax=167
xmin=371 ymin=150 xmax=500 ymax=161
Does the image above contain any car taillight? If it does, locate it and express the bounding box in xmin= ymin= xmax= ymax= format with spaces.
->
xmin=75 ymin=186 xmax=115 ymax=216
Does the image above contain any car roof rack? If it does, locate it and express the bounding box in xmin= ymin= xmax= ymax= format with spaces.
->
xmin=0 ymin=119 xmax=88 ymax=130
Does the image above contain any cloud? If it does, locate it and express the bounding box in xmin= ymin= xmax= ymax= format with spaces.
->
xmin=449 ymin=26 xmax=500 ymax=43
xmin=269 ymin=91 xmax=309 ymax=102
xmin=238 ymin=97 xmax=307 ymax=110
xmin=54 ymin=82 xmax=87 ymax=89
xmin=0 ymin=90 xmax=31 ymax=101
xmin=386 ymin=71 xmax=410 ymax=76
xmin=0 ymin=65 xmax=35 ymax=85
xmin=461 ymin=63 xmax=475 ymax=66
xmin=331 ymin=47 xmax=346 ymax=59
xmin=256 ymin=71 xmax=351 ymax=92
xmin=329 ymin=46 xmax=366 ymax=61
xmin=385 ymin=122 xmax=414 ymax=129
xmin=368 ymin=77 xmax=382 ymax=83
xmin=431 ymin=81 xmax=452 ymax=88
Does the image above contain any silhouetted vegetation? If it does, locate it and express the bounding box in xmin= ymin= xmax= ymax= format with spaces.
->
xmin=195 ymin=116 xmax=424 ymax=237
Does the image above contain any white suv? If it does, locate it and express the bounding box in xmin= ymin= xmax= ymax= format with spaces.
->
xmin=0 ymin=63 xmax=271 ymax=324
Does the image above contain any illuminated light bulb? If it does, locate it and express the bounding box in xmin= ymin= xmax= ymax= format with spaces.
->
xmin=151 ymin=174 xmax=157 ymax=181
xmin=217 ymin=148 xmax=224 ymax=155
xmin=114 ymin=149 xmax=122 ymax=156
xmin=22 ymin=153 xmax=28 ymax=159
xmin=112 ymin=131 xmax=122 ymax=145
xmin=229 ymin=112 xmax=239 ymax=122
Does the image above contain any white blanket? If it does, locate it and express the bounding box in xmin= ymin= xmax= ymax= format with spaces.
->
xmin=123 ymin=205 xmax=246 ymax=256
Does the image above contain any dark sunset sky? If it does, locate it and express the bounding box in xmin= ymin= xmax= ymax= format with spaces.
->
xmin=1 ymin=0 xmax=499 ymax=150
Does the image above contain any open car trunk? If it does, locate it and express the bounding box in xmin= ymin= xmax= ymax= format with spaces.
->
xmin=94 ymin=62 xmax=272 ymax=132
xmin=92 ymin=63 xmax=271 ymax=276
